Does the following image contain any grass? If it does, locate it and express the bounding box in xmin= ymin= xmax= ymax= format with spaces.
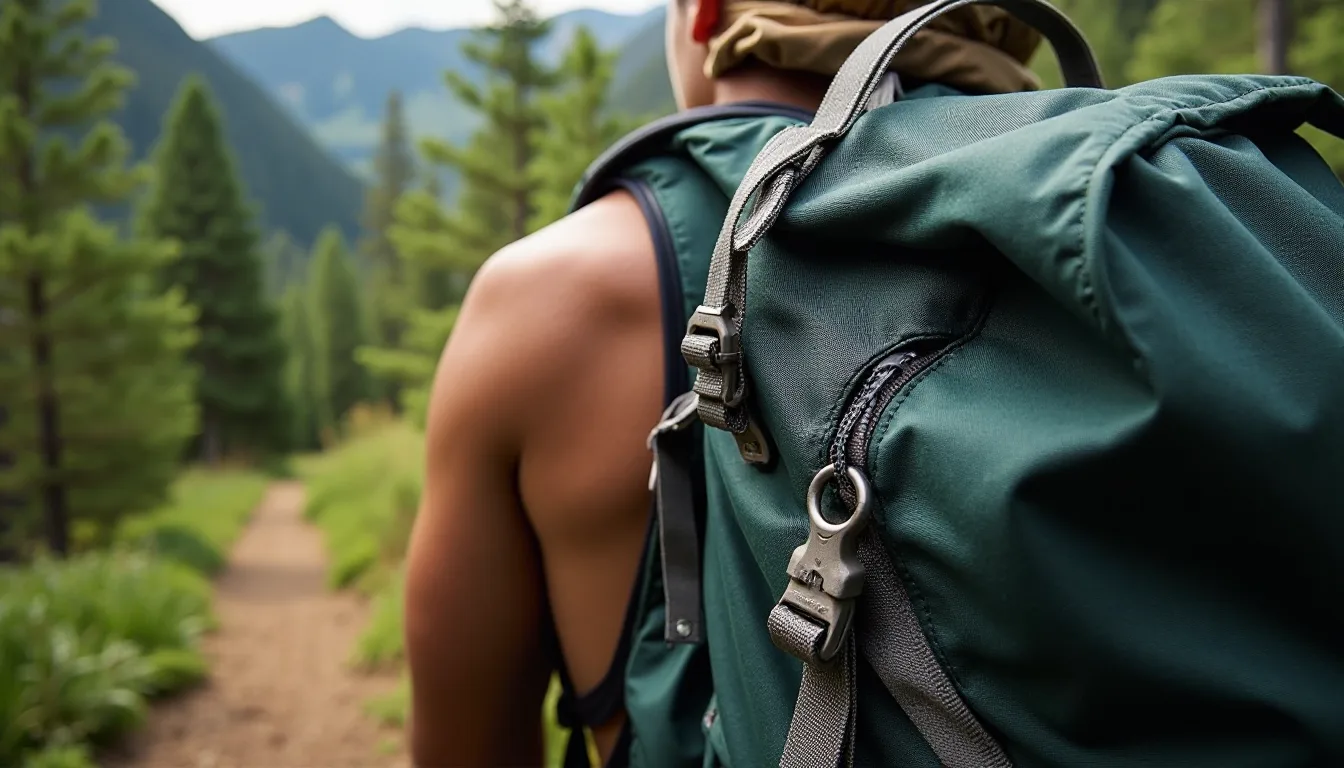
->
xmin=296 ymin=418 xmax=423 ymax=593
xmin=115 ymin=469 xmax=271 ymax=576
xmin=351 ymin=571 xmax=405 ymax=671
xmin=0 ymin=553 xmax=214 ymax=767
xmin=0 ymin=467 xmax=271 ymax=767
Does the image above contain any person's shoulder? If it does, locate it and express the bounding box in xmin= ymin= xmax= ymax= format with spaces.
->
xmin=424 ymin=190 xmax=661 ymax=448
xmin=465 ymin=189 xmax=657 ymax=328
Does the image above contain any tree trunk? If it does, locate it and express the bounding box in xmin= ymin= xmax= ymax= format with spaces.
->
xmin=27 ymin=274 xmax=69 ymax=557
xmin=1259 ymin=0 xmax=1290 ymax=75
xmin=202 ymin=417 xmax=222 ymax=467
xmin=0 ymin=407 xmax=20 ymax=562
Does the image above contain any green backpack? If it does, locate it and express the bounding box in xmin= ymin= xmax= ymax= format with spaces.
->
xmin=570 ymin=1 xmax=1344 ymax=766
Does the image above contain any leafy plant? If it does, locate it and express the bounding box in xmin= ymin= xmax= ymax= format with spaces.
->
xmin=351 ymin=574 xmax=405 ymax=670
xmin=0 ymin=554 xmax=212 ymax=766
xmin=115 ymin=470 xmax=268 ymax=576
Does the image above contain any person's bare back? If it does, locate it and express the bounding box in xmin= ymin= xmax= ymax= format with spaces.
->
xmin=403 ymin=190 xmax=662 ymax=766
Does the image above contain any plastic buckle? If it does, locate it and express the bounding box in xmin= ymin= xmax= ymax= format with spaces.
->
xmin=684 ymin=304 xmax=745 ymax=408
xmin=775 ymin=464 xmax=872 ymax=663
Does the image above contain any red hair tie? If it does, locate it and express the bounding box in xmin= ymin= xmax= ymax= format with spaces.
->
xmin=692 ymin=0 xmax=722 ymax=43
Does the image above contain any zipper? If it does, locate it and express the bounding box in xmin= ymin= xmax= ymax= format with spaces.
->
xmin=828 ymin=339 xmax=950 ymax=506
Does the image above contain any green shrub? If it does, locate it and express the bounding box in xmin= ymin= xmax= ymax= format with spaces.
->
xmin=140 ymin=648 xmax=209 ymax=696
xmin=298 ymin=422 xmax=423 ymax=591
xmin=351 ymin=575 xmax=404 ymax=670
xmin=115 ymin=469 xmax=269 ymax=576
xmin=363 ymin=675 xmax=409 ymax=728
xmin=0 ymin=553 xmax=212 ymax=766
xmin=21 ymin=744 xmax=97 ymax=768
xmin=124 ymin=525 xmax=223 ymax=578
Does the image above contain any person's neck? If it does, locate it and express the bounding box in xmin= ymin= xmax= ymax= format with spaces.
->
xmin=711 ymin=63 xmax=831 ymax=113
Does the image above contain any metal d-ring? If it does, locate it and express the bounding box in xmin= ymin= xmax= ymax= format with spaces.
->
xmin=806 ymin=463 xmax=873 ymax=538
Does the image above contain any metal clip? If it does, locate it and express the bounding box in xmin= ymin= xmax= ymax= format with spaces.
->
xmin=648 ymin=392 xmax=700 ymax=491
xmin=775 ymin=464 xmax=873 ymax=663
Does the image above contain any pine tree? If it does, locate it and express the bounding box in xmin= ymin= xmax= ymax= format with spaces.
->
xmin=261 ymin=230 xmax=308 ymax=298
xmin=360 ymin=91 xmax=416 ymax=409
xmin=0 ymin=0 xmax=198 ymax=554
xmin=364 ymin=0 xmax=555 ymax=417
xmin=531 ymin=26 xmax=637 ymax=229
xmin=391 ymin=0 xmax=555 ymax=288
xmin=279 ymin=284 xmax=321 ymax=450
xmin=138 ymin=77 xmax=290 ymax=463
xmin=307 ymin=227 xmax=370 ymax=439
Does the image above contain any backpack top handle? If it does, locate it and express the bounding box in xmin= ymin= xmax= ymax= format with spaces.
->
xmin=684 ymin=0 xmax=1104 ymax=464
xmin=818 ymin=0 xmax=1105 ymax=140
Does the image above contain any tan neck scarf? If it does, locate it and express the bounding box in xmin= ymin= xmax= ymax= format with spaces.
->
xmin=705 ymin=0 xmax=1044 ymax=95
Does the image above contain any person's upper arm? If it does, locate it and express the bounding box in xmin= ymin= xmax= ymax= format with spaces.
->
xmin=402 ymin=247 xmax=564 ymax=767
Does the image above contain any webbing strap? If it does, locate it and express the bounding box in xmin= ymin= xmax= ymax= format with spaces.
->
xmin=857 ymin=530 xmax=1012 ymax=767
xmin=773 ymin=531 xmax=1012 ymax=768
xmin=649 ymin=392 xmax=705 ymax=644
xmin=770 ymin=612 xmax=857 ymax=768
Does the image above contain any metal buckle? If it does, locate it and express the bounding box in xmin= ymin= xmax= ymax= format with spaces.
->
xmin=775 ymin=464 xmax=873 ymax=663
xmin=684 ymin=304 xmax=745 ymax=408
xmin=647 ymin=392 xmax=700 ymax=492
xmin=648 ymin=392 xmax=700 ymax=449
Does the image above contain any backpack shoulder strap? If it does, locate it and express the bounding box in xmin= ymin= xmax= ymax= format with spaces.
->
xmin=572 ymin=102 xmax=817 ymax=210
xmin=556 ymin=103 xmax=813 ymax=768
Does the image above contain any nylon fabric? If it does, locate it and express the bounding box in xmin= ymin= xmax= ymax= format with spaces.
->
xmin=857 ymin=530 xmax=1012 ymax=768
xmin=584 ymin=110 xmax=817 ymax=768
xmin=574 ymin=49 xmax=1344 ymax=767
xmin=686 ymin=0 xmax=1102 ymax=433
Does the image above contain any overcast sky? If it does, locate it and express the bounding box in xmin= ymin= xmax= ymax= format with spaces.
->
xmin=151 ymin=0 xmax=663 ymax=39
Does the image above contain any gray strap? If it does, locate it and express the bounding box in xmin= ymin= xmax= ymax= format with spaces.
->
xmin=683 ymin=0 xmax=1103 ymax=441
xmin=857 ymin=530 xmax=1012 ymax=768
xmin=771 ymin=531 xmax=1011 ymax=767
xmin=770 ymin=609 xmax=857 ymax=768
xmin=649 ymin=392 xmax=705 ymax=644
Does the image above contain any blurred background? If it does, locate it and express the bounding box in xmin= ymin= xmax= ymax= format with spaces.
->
xmin=0 ymin=0 xmax=1340 ymax=766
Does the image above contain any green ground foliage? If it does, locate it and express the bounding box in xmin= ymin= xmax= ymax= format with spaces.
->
xmin=114 ymin=469 xmax=270 ymax=576
xmin=297 ymin=414 xmax=423 ymax=592
xmin=0 ymin=0 xmax=199 ymax=557
xmin=0 ymin=553 xmax=213 ymax=766
xmin=0 ymin=469 xmax=267 ymax=765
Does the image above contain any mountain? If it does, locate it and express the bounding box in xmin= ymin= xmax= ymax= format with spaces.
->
xmin=209 ymin=8 xmax=666 ymax=178
xmin=610 ymin=8 xmax=676 ymax=119
xmin=87 ymin=0 xmax=363 ymax=246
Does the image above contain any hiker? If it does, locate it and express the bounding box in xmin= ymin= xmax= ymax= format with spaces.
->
xmin=406 ymin=0 xmax=1344 ymax=766
xmin=404 ymin=2 xmax=1043 ymax=764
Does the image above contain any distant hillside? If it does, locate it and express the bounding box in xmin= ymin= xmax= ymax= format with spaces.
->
xmin=88 ymin=0 xmax=363 ymax=246
xmin=209 ymin=8 xmax=663 ymax=178
xmin=610 ymin=8 xmax=676 ymax=119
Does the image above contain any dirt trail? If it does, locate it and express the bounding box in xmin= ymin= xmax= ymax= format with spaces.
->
xmin=107 ymin=481 xmax=408 ymax=768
